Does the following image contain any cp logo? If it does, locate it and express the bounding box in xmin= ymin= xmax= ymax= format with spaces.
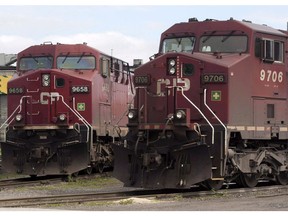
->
xmin=40 ymin=92 xmax=60 ymax=105
xmin=156 ymin=78 xmax=190 ymax=96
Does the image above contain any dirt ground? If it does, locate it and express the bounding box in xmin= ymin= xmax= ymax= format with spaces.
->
xmin=0 ymin=172 xmax=287 ymax=211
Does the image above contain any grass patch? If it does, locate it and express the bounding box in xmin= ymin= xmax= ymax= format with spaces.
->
xmin=66 ymin=176 xmax=119 ymax=188
xmin=85 ymin=201 xmax=114 ymax=207
xmin=43 ymin=200 xmax=115 ymax=209
xmin=172 ymin=194 xmax=183 ymax=201
xmin=31 ymin=176 xmax=121 ymax=191
xmin=119 ymin=199 xmax=134 ymax=205
xmin=0 ymin=172 xmax=28 ymax=180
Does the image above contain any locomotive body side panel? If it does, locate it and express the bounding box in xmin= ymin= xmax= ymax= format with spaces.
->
xmin=228 ymin=31 xmax=288 ymax=140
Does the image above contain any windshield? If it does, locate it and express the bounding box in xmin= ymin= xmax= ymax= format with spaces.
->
xmin=19 ymin=56 xmax=53 ymax=71
xmin=200 ymin=35 xmax=248 ymax=53
xmin=57 ymin=56 xmax=96 ymax=70
xmin=162 ymin=37 xmax=196 ymax=53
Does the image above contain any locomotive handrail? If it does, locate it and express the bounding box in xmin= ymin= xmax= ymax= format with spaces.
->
xmin=136 ymin=86 xmax=162 ymax=97
xmin=26 ymin=111 xmax=40 ymax=116
xmin=58 ymin=95 xmax=92 ymax=144
xmin=112 ymin=95 xmax=135 ymax=142
xmin=71 ymin=97 xmax=94 ymax=153
xmin=45 ymin=94 xmax=92 ymax=144
xmin=178 ymin=86 xmax=215 ymax=144
xmin=114 ymin=95 xmax=135 ymax=126
xmin=0 ymin=96 xmax=31 ymax=131
xmin=71 ymin=97 xmax=92 ymax=130
xmin=26 ymin=89 xmax=40 ymax=93
xmin=27 ymin=100 xmax=40 ymax=104
xmin=26 ymin=77 xmax=39 ymax=82
xmin=204 ymin=89 xmax=228 ymax=155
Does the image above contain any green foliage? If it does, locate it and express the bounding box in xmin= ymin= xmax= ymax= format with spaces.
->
xmin=119 ymin=199 xmax=134 ymax=205
xmin=31 ymin=176 xmax=120 ymax=191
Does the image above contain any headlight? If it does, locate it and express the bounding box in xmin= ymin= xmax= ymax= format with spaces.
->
xmin=167 ymin=58 xmax=177 ymax=75
xmin=169 ymin=67 xmax=176 ymax=75
xmin=176 ymin=110 xmax=186 ymax=119
xmin=169 ymin=59 xmax=176 ymax=67
xmin=42 ymin=74 xmax=50 ymax=87
xmin=15 ymin=114 xmax=22 ymax=122
xmin=128 ymin=110 xmax=137 ymax=119
xmin=59 ymin=114 xmax=66 ymax=121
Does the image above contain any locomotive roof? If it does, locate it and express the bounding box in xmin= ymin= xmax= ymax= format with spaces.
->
xmin=162 ymin=19 xmax=287 ymax=37
xmin=17 ymin=43 xmax=128 ymax=65
xmin=240 ymin=20 xmax=287 ymax=36
xmin=18 ymin=43 xmax=102 ymax=57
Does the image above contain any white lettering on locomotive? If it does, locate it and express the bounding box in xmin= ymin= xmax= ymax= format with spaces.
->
xmin=40 ymin=92 xmax=60 ymax=104
xmin=260 ymin=69 xmax=283 ymax=83
xmin=157 ymin=78 xmax=190 ymax=96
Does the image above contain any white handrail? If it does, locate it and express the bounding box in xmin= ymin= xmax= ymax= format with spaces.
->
xmin=204 ymin=89 xmax=228 ymax=154
xmin=70 ymin=97 xmax=93 ymax=153
xmin=178 ymin=86 xmax=215 ymax=144
xmin=58 ymin=95 xmax=92 ymax=144
xmin=0 ymin=96 xmax=32 ymax=130
xmin=111 ymin=94 xmax=135 ymax=142
xmin=0 ymin=94 xmax=93 ymax=145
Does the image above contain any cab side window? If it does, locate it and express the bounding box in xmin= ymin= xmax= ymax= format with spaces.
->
xmin=255 ymin=38 xmax=284 ymax=63
xmin=100 ymin=57 xmax=110 ymax=77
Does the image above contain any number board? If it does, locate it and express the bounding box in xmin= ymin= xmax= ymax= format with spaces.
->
xmin=134 ymin=75 xmax=150 ymax=86
xmin=201 ymin=74 xmax=226 ymax=84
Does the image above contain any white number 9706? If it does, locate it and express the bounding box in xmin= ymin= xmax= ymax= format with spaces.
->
xmin=260 ymin=69 xmax=283 ymax=83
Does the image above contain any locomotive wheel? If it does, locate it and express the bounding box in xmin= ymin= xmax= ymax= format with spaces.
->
xmin=240 ymin=173 xmax=258 ymax=188
xmin=276 ymin=171 xmax=288 ymax=185
xmin=96 ymin=163 xmax=104 ymax=173
xmin=203 ymin=179 xmax=224 ymax=190
xmin=86 ymin=167 xmax=93 ymax=175
xmin=235 ymin=174 xmax=244 ymax=187
xmin=72 ymin=171 xmax=79 ymax=177
xmin=30 ymin=175 xmax=37 ymax=179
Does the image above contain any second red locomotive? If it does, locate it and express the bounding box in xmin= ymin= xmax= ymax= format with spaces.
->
xmin=113 ymin=18 xmax=288 ymax=189
xmin=1 ymin=42 xmax=133 ymax=176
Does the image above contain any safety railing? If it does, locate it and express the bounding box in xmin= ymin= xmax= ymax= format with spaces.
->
xmin=0 ymin=94 xmax=92 ymax=146
xmin=203 ymin=89 xmax=228 ymax=154
xmin=178 ymin=86 xmax=215 ymax=144
xmin=0 ymin=95 xmax=32 ymax=130
xmin=62 ymin=96 xmax=93 ymax=144
xmin=0 ymin=96 xmax=32 ymax=142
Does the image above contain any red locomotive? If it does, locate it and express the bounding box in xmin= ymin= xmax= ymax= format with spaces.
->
xmin=112 ymin=18 xmax=288 ymax=189
xmin=0 ymin=42 xmax=133 ymax=176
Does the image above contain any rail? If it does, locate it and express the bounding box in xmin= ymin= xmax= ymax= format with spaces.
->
xmin=0 ymin=96 xmax=32 ymax=134
xmin=111 ymin=95 xmax=135 ymax=142
xmin=0 ymin=94 xmax=92 ymax=146
xmin=179 ymin=86 xmax=215 ymax=144
xmin=67 ymin=96 xmax=93 ymax=144
xmin=203 ymin=89 xmax=228 ymax=154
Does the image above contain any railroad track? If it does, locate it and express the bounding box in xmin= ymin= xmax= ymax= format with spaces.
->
xmin=0 ymin=189 xmax=154 ymax=207
xmin=0 ymin=176 xmax=64 ymax=189
xmin=0 ymin=184 xmax=287 ymax=208
xmin=0 ymin=172 xmax=111 ymax=189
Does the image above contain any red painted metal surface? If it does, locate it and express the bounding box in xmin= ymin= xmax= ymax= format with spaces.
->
xmin=2 ymin=43 xmax=133 ymax=175
xmin=113 ymin=18 xmax=288 ymax=189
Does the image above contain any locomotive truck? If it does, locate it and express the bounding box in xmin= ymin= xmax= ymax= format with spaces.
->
xmin=0 ymin=42 xmax=133 ymax=176
xmin=112 ymin=18 xmax=288 ymax=189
